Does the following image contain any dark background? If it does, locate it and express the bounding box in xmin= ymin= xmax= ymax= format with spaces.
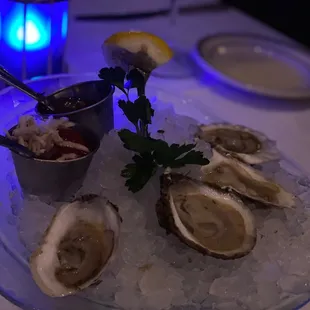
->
xmin=222 ymin=0 xmax=310 ymax=48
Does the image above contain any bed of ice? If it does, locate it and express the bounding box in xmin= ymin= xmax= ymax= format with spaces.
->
xmin=11 ymin=104 xmax=310 ymax=310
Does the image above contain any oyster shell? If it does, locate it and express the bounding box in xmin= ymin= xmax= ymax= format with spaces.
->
xmin=201 ymin=149 xmax=295 ymax=208
xmin=156 ymin=173 xmax=256 ymax=259
xmin=30 ymin=194 xmax=121 ymax=297
xmin=197 ymin=123 xmax=280 ymax=164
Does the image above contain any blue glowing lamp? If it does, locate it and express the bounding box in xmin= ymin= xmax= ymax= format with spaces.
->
xmin=0 ymin=0 xmax=68 ymax=81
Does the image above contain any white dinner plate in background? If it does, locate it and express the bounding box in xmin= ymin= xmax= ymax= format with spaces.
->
xmin=192 ymin=33 xmax=310 ymax=100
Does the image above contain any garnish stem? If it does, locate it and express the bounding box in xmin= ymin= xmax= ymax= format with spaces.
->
xmin=164 ymin=167 xmax=172 ymax=175
xmin=137 ymin=70 xmax=149 ymax=96
xmin=134 ymin=124 xmax=140 ymax=135
xmin=137 ymin=86 xmax=145 ymax=97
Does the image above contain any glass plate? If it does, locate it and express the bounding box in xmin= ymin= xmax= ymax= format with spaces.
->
xmin=0 ymin=74 xmax=310 ymax=310
xmin=191 ymin=33 xmax=310 ymax=100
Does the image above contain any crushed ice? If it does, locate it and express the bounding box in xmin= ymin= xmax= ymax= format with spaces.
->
xmin=9 ymin=104 xmax=310 ymax=309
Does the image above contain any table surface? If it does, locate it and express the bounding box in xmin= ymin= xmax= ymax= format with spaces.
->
xmin=2 ymin=5 xmax=310 ymax=310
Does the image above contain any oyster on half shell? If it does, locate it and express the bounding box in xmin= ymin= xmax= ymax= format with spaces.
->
xmin=30 ymin=195 xmax=121 ymax=297
xmin=201 ymin=149 xmax=295 ymax=208
xmin=156 ymin=173 xmax=256 ymax=259
xmin=197 ymin=123 xmax=280 ymax=164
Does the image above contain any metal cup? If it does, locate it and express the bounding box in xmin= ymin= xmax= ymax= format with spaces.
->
xmin=35 ymin=80 xmax=115 ymax=139
xmin=10 ymin=124 xmax=100 ymax=200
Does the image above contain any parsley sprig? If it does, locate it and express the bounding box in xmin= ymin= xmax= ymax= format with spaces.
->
xmin=99 ymin=67 xmax=153 ymax=137
xmin=99 ymin=67 xmax=209 ymax=192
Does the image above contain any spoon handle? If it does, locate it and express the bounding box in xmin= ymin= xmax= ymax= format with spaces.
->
xmin=0 ymin=66 xmax=45 ymax=102
xmin=0 ymin=135 xmax=35 ymax=158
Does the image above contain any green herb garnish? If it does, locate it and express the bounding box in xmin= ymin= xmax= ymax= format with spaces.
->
xmin=121 ymin=153 xmax=157 ymax=193
xmin=99 ymin=66 xmax=209 ymax=192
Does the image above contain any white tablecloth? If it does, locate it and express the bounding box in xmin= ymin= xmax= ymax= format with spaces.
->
xmin=1 ymin=6 xmax=310 ymax=310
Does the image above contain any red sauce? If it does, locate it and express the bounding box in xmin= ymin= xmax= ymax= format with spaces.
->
xmin=39 ymin=128 xmax=89 ymax=160
xmin=58 ymin=128 xmax=87 ymax=145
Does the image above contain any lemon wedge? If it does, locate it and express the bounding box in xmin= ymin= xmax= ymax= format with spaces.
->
xmin=102 ymin=31 xmax=173 ymax=73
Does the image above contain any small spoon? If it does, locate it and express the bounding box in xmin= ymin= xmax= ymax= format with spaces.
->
xmin=0 ymin=135 xmax=35 ymax=158
xmin=0 ymin=66 xmax=54 ymax=112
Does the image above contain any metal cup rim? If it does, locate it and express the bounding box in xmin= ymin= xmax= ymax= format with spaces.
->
xmin=35 ymin=80 xmax=115 ymax=117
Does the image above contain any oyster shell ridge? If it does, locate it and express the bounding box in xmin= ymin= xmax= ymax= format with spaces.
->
xmin=156 ymin=173 xmax=257 ymax=260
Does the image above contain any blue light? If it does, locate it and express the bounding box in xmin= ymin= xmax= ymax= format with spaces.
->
xmin=3 ymin=4 xmax=50 ymax=51
xmin=61 ymin=11 xmax=68 ymax=39
xmin=0 ymin=0 xmax=68 ymax=80
xmin=17 ymin=20 xmax=40 ymax=45
xmin=0 ymin=15 xmax=2 ymax=42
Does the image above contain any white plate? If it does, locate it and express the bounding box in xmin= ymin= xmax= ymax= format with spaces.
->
xmin=192 ymin=33 xmax=310 ymax=100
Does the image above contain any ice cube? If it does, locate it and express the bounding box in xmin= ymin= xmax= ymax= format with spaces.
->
xmin=149 ymin=106 xmax=198 ymax=145
xmin=83 ymin=271 xmax=118 ymax=303
xmin=256 ymin=282 xmax=280 ymax=309
xmin=274 ymin=170 xmax=301 ymax=195
xmin=139 ymin=265 xmax=181 ymax=295
xmin=115 ymin=289 xmax=141 ymax=309
xmin=17 ymin=198 xmax=55 ymax=253
xmin=148 ymin=235 xmax=167 ymax=256
xmin=171 ymin=290 xmax=188 ymax=307
xmin=116 ymin=266 xmax=142 ymax=287
xmin=139 ymin=264 xmax=183 ymax=309
xmin=120 ymin=232 xmax=152 ymax=267
xmin=170 ymin=306 xmax=198 ymax=310
xmin=193 ymin=138 xmax=213 ymax=160
xmin=278 ymin=275 xmax=309 ymax=294
xmin=253 ymin=262 xmax=282 ymax=283
xmin=286 ymin=252 xmax=310 ymax=277
xmin=120 ymin=203 xmax=147 ymax=233
xmin=209 ymin=276 xmax=241 ymax=299
xmin=216 ymin=301 xmax=241 ymax=310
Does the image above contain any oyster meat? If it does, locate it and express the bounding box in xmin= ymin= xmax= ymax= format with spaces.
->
xmin=197 ymin=123 xmax=280 ymax=164
xmin=156 ymin=173 xmax=256 ymax=259
xmin=30 ymin=195 xmax=121 ymax=297
xmin=201 ymin=149 xmax=295 ymax=208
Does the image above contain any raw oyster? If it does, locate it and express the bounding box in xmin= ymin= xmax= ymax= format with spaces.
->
xmin=156 ymin=173 xmax=256 ymax=259
xmin=201 ymin=149 xmax=295 ymax=208
xmin=197 ymin=123 xmax=280 ymax=164
xmin=30 ymin=194 xmax=121 ymax=297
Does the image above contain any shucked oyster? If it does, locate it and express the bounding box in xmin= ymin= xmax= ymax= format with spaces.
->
xmin=30 ymin=195 xmax=121 ymax=297
xmin=156 ymin=173 xmax=256 ymax=259
xmin=197 ymin=123 xmax=280 ymax=164
xmin=201 ymin=149 xmax=295 ymax=208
